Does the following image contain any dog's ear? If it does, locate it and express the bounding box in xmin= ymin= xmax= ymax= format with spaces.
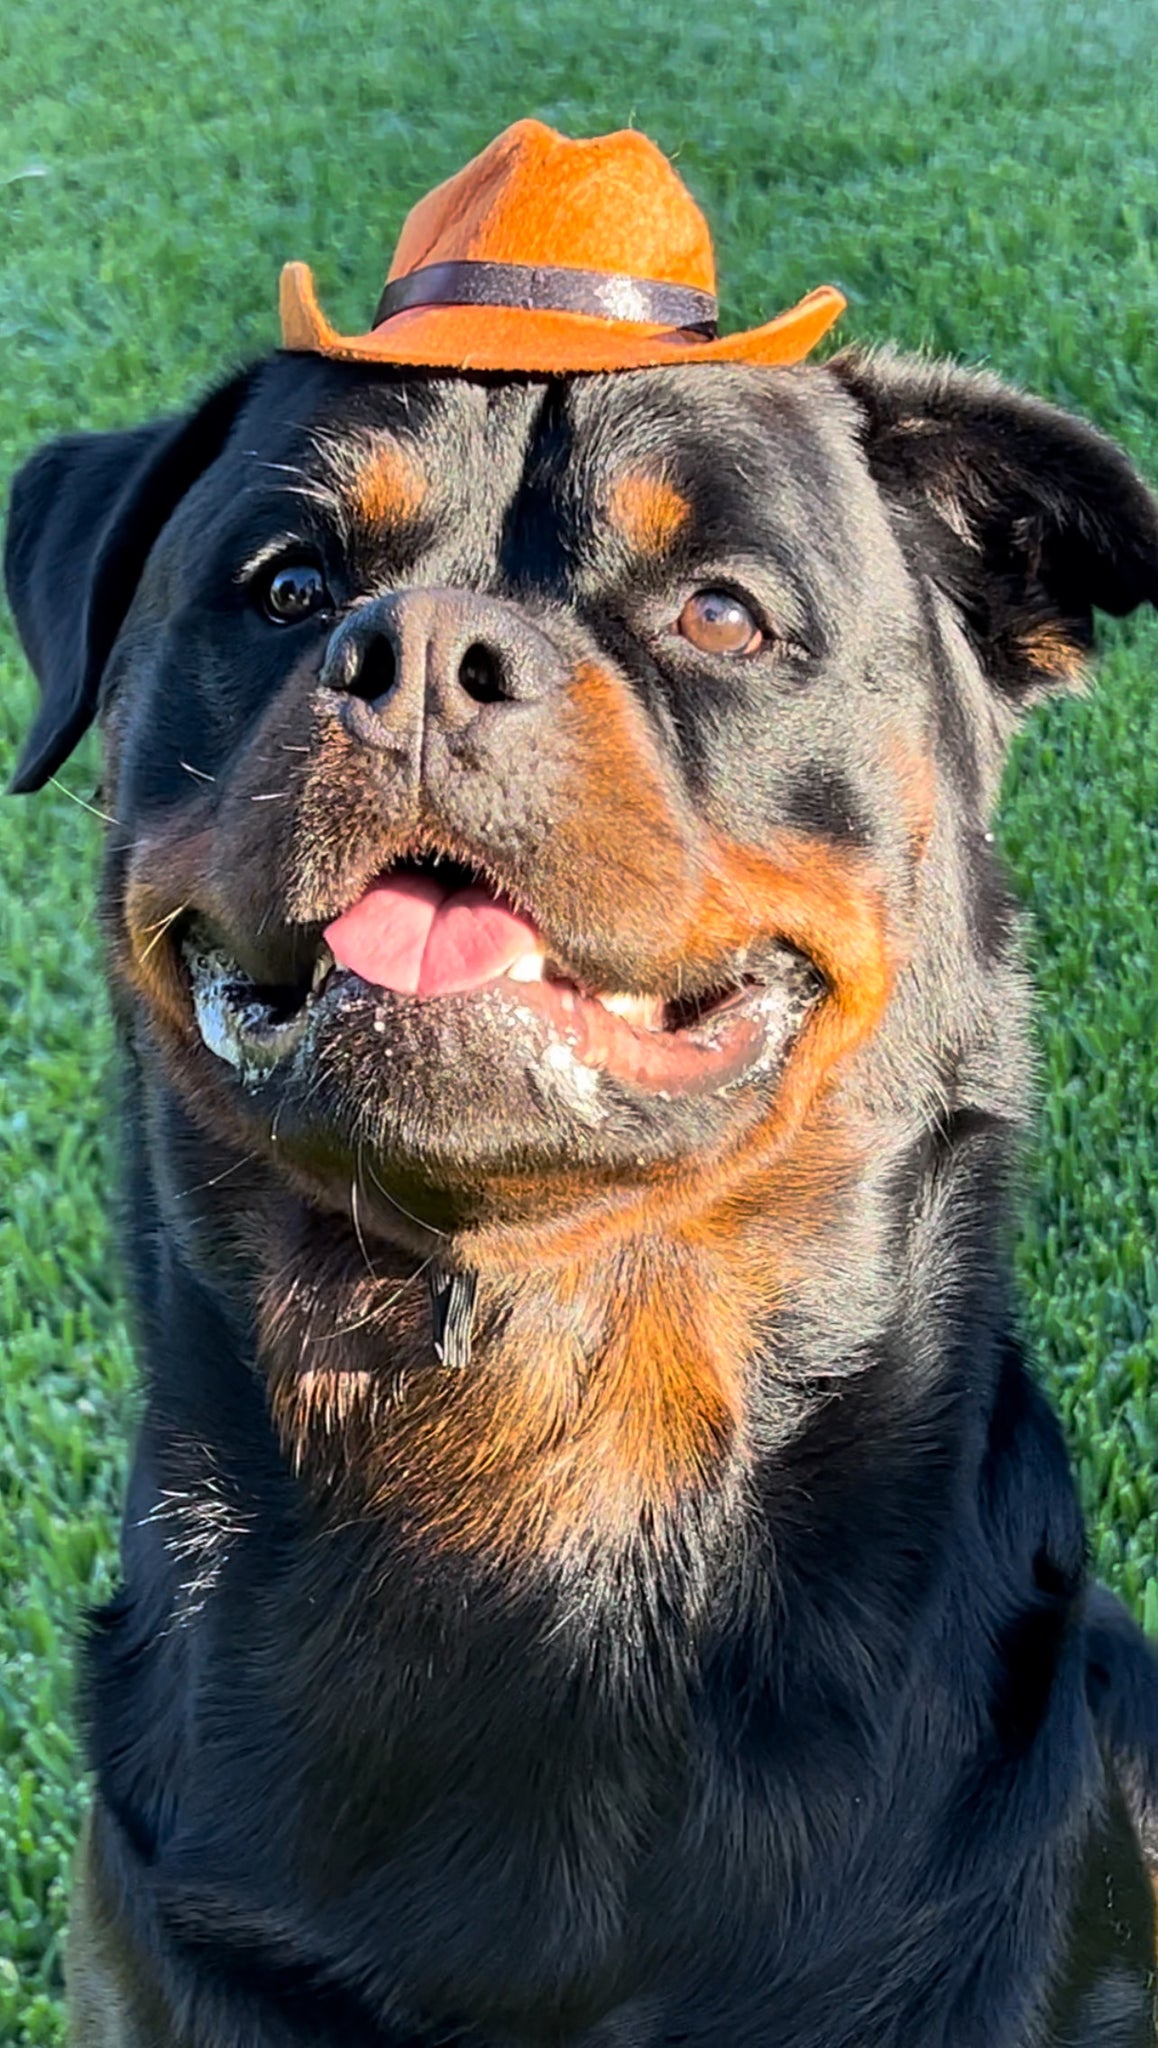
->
xmin=5 ymin=369 xmax=257 ymax=794
xmin=829 ymin=346 xmax=1158 ymax=705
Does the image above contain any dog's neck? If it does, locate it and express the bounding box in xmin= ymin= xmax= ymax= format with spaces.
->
xmin=132 ymin=1058 xmax=1012 ymax=1638
xmin=260 ymin=1209 xmax=759 ymax=1569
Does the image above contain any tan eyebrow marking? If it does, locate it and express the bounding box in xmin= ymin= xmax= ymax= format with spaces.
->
xmin=347 ymin=437 xmax=428 ymax=529
xmin=609 ymin=471 xmax=691 ymax=556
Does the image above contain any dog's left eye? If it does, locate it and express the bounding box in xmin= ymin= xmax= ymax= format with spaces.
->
xmin=677 ymin=590 xmax=764 ymax=656
xmin=260 ymin=561 xmax=332 ymax=624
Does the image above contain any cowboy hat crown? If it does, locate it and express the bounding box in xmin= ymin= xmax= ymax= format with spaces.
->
xmin=280 ymin=118 xmax=845 ymax=375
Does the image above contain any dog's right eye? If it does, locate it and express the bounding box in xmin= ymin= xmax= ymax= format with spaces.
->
xmin=676 ymin=589 xmax=765 ymax=657
xmin=260 ymin=561 xmax=332 ymax=624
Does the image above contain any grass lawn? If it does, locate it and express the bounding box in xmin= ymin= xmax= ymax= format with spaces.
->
xmin=2 ymin=0 xmax=1157 ymax=2033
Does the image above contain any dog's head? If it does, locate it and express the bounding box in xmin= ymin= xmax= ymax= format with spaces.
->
xmin=7 ymin=351 xmax=1158 ymax=1257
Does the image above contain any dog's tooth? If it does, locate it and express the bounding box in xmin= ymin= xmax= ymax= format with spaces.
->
xmin=596 ymin=991 xmax=665 ymax=1031
xmin=310 ymin=943 xmax=335 ymax=993
xmin=507 ymin=952 xmax=547 ymax=983
xmin=191 ymin=975 xmax=246 ymax=1073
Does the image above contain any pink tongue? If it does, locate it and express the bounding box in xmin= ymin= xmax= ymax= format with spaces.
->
xmin=324 ymin=874 xmax=543 ymax=997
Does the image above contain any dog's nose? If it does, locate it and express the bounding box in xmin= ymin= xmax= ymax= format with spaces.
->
xmin=319 ymin=589 xmax=566 ymax=736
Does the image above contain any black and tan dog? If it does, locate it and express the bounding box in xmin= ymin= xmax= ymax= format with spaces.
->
xmin=6 ymin=122 xmax=1158 ymax=2046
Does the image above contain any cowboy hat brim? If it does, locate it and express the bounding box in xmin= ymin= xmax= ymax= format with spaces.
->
xmin=279 ymin=263 xmax=846 ymax=375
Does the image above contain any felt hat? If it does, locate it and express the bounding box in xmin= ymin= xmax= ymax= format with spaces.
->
xmin=279 ymin=119 xmax=845 ymax=376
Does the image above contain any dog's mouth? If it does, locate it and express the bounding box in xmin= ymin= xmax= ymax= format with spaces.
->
xmin=180 ymin=857 xmax=824 ymax=1103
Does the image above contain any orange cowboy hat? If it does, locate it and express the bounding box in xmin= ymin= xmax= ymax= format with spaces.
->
xmin=279 ymin=119 xmax=845 ymax=376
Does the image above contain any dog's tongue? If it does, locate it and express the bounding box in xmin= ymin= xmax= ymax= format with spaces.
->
xmin=324 ymin=874 xmax=543 ymax=997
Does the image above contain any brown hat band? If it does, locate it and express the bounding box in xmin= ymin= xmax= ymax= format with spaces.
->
xmin=373 ymin=260 xmax=720 ymax=337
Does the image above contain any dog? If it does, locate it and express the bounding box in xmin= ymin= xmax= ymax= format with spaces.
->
xmin=6 ymin=120 xmax=1158 ymax=2047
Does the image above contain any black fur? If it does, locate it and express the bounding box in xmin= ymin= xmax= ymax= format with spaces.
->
xmin=6 ymin=345 xmax=1158 ymax=2046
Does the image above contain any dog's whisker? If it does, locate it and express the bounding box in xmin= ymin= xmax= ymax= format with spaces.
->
xmin=137 ymin=903 xmax=189 ymax=961
xmin=350 ymin=1161 xmax=378 ymax=1282
xmin=319 ymin=1257 xmax=437 ymax=1340
xmin=175 ymin=1152 xmax=261 ymax=1198
xmin=363 ymin=1154 xmax=450 ymax=1240
xmin=49 ymin=776 xmax=120 ymax=826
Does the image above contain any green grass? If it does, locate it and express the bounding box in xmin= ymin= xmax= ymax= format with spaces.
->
xmin=1 ymin=0 xmax=1156 ymax=2032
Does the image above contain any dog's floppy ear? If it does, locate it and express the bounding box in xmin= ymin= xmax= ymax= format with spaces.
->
xmin=829 ymin=346 xmax=1158 ymax=704
xmin=5 ymin=369 xmax=257 ymax=794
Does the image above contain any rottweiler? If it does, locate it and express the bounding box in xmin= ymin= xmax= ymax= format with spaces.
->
xmin=5 ymin=119 xmax=1158 ymax=2048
